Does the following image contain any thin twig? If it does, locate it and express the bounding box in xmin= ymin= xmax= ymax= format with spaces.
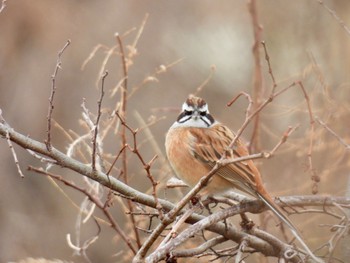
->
xmin=316 ymin=117 xmax=350 ymax=150
xmin=96 ymin=46 xmax=117 ymax=87
xmin=235 ymin=238 xmax=248 ymax=263
xmin=6 ymin=130 xmax=24 ymax=178
xmin=46 ymin=39 xmax=71 ymax=151
xmin=171 ymin=236 xmax=228 ymax=259
xmin=115 ymin=112 xmax=163 ymax=219
xmin=106 ymin=144 xmax=128 ymax=176
xmin=261 ymin=41 xmax=277 ymax=94
xmin=318 ymin=0 xmax=350 ymax=37
xmin=116 ymin=34 xmax=128 ymax=116
xmin=92 ymin=71 xmax=108 ymax=171
xmin=115 ymin=33 xmax=142 ymax=249
xmin=130 ymin=13 xmax=149 ymax=56
xmin=158 ymin=205 xmax=198 ymax=248
xmin=269 ymin=125 xmax=300 ymax=156
xmin=194 ymin=65 xmax=216 ymax=96
xmin=81 ymin=44 xmax=108 ymax=71
xmin=128 ymin=57 xmax=184 ymax=100
xmin=26 ymin=149 xmax=57 ymax=164
xmin=227 ymin=92 xmax=253 ymax=120
xmin=297 ymin=81 xmax=319 ymax=194
xmin=248 ymin=0 xmax=264 ymax=153
xmin=66 ymin=218 xmax=101 ymax=262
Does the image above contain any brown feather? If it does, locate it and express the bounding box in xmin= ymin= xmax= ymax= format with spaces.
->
xmin=188 ymin=124 xmax=259 ymax=196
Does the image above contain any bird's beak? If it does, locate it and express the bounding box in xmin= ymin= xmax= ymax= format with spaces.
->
xmin=192 ymin=111 xmax=199 ymax=120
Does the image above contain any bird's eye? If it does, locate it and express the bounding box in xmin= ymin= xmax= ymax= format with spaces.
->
xmin=200 ymin=111 xmax=207 ymax=116
xmin=184 ymin=110 xmax=193 ymax=115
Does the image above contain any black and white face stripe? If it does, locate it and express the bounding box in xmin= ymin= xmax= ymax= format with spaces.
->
xmin=200 ymin=113 xmax=215 ymax=127
xmin=174 ymin=96 xmax=215 ymax=128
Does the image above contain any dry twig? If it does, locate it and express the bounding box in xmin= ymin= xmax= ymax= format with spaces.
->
xmin=318 ymin=0 xmax=350 ymax=37
xmin=115 ymin=31 xmax=142 ymax=249
xmin=92 ymin=71 xmax=108 ymax=171
xmin=316 ymin=117 xmax=350 ymax=150
xmin=248 ymin=0 xmax=264 ymax=153
xmin=46 ymin=39 xmax=71 ymax=151
xmin=6 ymin=130 xmax=24 ymax=178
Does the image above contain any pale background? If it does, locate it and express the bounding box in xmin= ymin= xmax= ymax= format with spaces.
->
xmin=1 ymin=1 xmax=350 ymax=262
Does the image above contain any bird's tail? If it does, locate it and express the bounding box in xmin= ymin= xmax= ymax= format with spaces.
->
xmin=256 ymin=192 xmax=324 ymax=263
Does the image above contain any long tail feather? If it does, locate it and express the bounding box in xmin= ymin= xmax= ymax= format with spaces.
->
xmin=256 ymin=192 xmax=324 ymax=263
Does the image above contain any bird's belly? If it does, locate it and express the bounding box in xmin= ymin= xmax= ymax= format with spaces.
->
xmin=166 ymin=137 xmax=231 ymax=195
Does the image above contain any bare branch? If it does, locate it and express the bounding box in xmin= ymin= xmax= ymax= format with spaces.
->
xmin=146 ymin=200 xmax=299 ymax=263
xmin=115 ymin=32 xmax=142 ymax=249
xmin=318 ymin=0 xmax=350 ymax=37
xmin=235 ymin=238 xmax=248 ymax=263
xmin=92 ymin=71 xmax=108 ymax=171
xmin=81 ymin=44 xmax=108 ymax=71
xmin=268 ymin=125 xmax=300 ymax=156
xmin=194 ymin=65 xmax=216 ymax=96
xmin=316 ymin=117 xmax=350 ymax=150
xmin=248 ymin=0 xmax=264 ymax=153
xmin=46 ymin=39 xmax=71 ymax=151
xmin=227 ymin=91 xmax=253 ymax=120
xmin=297 ymin=81 xmax=319 ymax=194
xmin=115 ymin=111 xmax=163 ymax=219
xmin=261 ymin=41 xmax=277 ymax=94
xmin=6 ymin=130 xmax=24 ymax=178
xmin=26 ymin=149 xmax=57 ymax=164
xmin=171 ymin=236 xmax=228 ymax=259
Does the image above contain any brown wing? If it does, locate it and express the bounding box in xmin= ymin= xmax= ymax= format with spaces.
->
xmin=188 ymin=123 xmax=259 ymax=197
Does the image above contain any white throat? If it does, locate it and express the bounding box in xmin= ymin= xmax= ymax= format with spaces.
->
xmin=171 ymin=118 xmax=218 ymax=128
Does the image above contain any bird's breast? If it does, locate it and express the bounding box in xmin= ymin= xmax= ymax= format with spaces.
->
xmin=165 ymin=127 xmax=231 ymax=195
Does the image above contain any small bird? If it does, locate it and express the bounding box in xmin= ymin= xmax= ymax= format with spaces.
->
xmin=165 ymin=95 xmax=322 ymax=262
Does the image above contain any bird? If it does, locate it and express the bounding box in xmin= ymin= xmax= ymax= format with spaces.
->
xmin=165 ymin=95 xmax=323 ymax=263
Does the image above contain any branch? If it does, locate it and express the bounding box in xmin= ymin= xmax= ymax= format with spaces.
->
xmin=316 ymin=117 xmax=350 ymax=150
xmin=5 ymin=130 xmax=25 ymax=178
xmin=193 ymin=65 xmax=216 ymax=95
xmin=115 ymin=31 xmax=142 ymax=249
xmin=248 ymin=0 xmax=264 ymax=153
xmin=170 ymin=236 xmax=228 ymax=259
xmin=318 ymin=0 xmax=350 ymax=37
xmin=92 ymin=71 xmax=108 ymax=171
xmin=261 ymin=41 xmax=277 ymax=94
xmin=46 ymin=39 xmax=71 ymax=151
xmin=146 ymin=200 xmax=296 ymax=263
xmin=297 ymin=81 xmax=319 ymax=194
xmin=1 ymin=121 xmax=348 ymax=262
xmin=115 ymin=111 xmax=163 ymax=219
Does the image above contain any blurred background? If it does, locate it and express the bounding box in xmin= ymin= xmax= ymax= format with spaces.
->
xmin=1 ymin=0 xmax=350 ymax=262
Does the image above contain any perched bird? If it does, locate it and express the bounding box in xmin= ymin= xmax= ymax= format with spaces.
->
xmin=165 ymin=95 xmax=322 ymax=262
